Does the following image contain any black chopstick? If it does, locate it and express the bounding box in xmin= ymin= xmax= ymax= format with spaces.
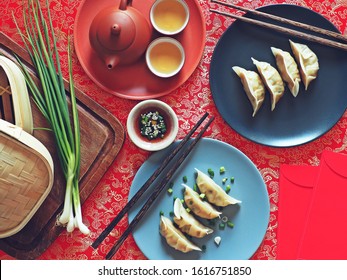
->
xmin=105 ymin=116 xmax=215 ymax=259
xmin=212 ymin=0 xmax=347 ymax=43
xmin=210 ymin=8 xmax=347 ymax=52
xmin=91 ymin=112 xmax=209 ymax=249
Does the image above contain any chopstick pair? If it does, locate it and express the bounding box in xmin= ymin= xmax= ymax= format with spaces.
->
xmin=210 ymin=0 xmax=347 ymax=51
xmin=91 ymin=112 xmax=214 ymax=259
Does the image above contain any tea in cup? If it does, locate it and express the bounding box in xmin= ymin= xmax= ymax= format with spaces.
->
xmin=146 ymin=37 xmax=185 ymax=78
xmin=150 ymin=0 xmax=190 ymax=35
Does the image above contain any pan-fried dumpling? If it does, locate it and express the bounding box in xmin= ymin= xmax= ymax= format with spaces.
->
xmin=183 ymin=184 xmax=221 ymax=219
xmin=195 ymin=168 xmax=241 ymax=207
xmin=160 ymin=215 xmax=201 ymax=253
xmin=289 ymin=40 xmax=319 ymax=90
xmin=251 ymin=57 xmax=285 ymax=111
xmin=271 ymin=47 xmax=301 ymax=97
xmin=232 ymin=66 xmax=265 ymax=117
xmin=173 ymin=198 xmax=213 ymax=238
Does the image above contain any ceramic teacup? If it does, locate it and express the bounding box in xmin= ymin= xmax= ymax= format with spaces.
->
xmin=146 ymin=37 xmax=185 ymax=78
xmin=150 ymin=0 xmax=190 ymax=35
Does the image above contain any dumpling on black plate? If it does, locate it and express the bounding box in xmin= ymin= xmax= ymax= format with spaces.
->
xmin=232 ymin=66 xmax=265 ymax=117
xmin=289 ymin=40 xmax=319 ymax=90
xmin=252 ymin=57 xmax=285 ymax=111
xmin=271 ymin=47 xmax=301 ymax=97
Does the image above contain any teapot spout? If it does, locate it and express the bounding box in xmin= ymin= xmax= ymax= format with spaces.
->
xmin=105 ymin=56 xmax=120 ymax=69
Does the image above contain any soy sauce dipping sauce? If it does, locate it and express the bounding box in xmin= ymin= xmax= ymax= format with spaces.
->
xmin=135 ymin=107 xmax=172 ymax=143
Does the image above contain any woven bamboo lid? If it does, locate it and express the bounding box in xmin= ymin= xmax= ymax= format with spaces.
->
xmin=0 ymin=119 xmax=54 ymax=238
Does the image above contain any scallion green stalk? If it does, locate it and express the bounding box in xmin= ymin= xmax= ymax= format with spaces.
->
xmin=14 ymin=0 xmax=89 ymax=235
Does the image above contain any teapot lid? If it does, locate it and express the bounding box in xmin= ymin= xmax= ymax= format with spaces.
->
xmin=93 ymin=8 xmax=136 ymax=52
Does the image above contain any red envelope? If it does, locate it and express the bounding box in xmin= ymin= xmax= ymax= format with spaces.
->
xmin=298 ymin=150 xmax=347 ymax=260
xmin=277 ymin=164 xmax=319 ymax=260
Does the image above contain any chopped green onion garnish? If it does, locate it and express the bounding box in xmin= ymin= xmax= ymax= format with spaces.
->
xmin=169 ymin=211 xmax=174 ymax=217
xmin=167 ymin=188 xmax=173 ymax=195
xmin=159 ymin=211 xmax=164 ymax=216
xmin=230 ymin=177 xmax=235 ymax=183
xmin=199 ymin=193 xmax=206 ymax=200
xmin=193 ymin=183 xmax=198 ymax=192
xmin=183 ymin=175 xmax=188 ymax=183
xmin=139 ymin=111 xmax=167 ymax=140
xmin=214 ymin=236 xmax=222 ymax=246
xmin=219 ymin=166 xmax=226 ymax=174
xmin=186 ymin=208 xmax=191 ymax=213
xmin=208 ymin=168 xmax=214 ymax=178
xmin=222 ymin=177 xmax=228 ymax=184
xmin=225 ymin=185 xmax=231 ymax=193
xmin=227 ymin=221 xmax=234 ymax=228
xmin=219 ymin=223 xmax=226 ymax=230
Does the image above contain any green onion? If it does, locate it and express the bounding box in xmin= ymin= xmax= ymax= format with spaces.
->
xmin=219 ymin=166 xmax=226 ymax=174
xmin=230 ymin=176 xmax=235 ymax=183
xmin=159 ymin=211 xmax=164 ymax=216
xmin=227 ymin=221 xmax=234 ymax=228
xmin=167 ymin=188 xmax=173 ymax=195
xmin=14 ymin=0 xmax=89 ymax=234
xmin=222 ymin=177 xmax=228 ymax=184
xmin=193 ymin=183 xmax=198 ymax=192
xmin=182 ymin=175 xmax=188 ymax=183
xmin=219 ymin=223 xmax=226 ymax=230
xmin=199 ymin=193 xmax=206 ymax=200
xmin=225 ymin=185 xmax=231 ymax=193
xmin=207 ymin=168 xmax=214 ymax=178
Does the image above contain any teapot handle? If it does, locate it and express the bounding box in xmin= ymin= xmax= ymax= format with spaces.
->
xmin=119 ymin=0 xmax=133 ymax=10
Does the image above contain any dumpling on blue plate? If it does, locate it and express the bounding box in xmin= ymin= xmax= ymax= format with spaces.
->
xmin=173 ymin=198 xmax=213 ymax=238
xmin=159 ymin=215 xmax=201 ymax=253
xmin=183 ymin=184 xmax=221 ymax=219
xmin=195 ymin=168 xmax=241 ymax=207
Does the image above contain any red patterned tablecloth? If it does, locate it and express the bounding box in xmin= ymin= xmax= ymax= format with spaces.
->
xmin=1 ymin=0 xmax=347 ymax=260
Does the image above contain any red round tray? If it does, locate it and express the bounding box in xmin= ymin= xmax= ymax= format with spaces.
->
xmin=74 ymin=0 xmax=206 ymax=99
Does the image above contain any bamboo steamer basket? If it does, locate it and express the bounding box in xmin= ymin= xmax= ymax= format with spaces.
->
xmin=0 ymin=119 xmax=54 ymax=238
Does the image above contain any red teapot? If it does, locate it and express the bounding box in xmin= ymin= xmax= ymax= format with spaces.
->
xmin=89 ymin=0 xmax=152 ymax=69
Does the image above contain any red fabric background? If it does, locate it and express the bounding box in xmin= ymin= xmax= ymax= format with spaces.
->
xmin=1 ymin=0 xmax=347 ymax=260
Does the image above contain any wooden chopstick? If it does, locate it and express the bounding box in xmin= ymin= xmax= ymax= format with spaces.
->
xmin=91 ymin=112 xmax=209 ymax=249
xmin=210 ymin=6 xmax=347 ymax=51
xmin=105 ymin=116 xmax=215 ymax=260
xmin=210 ymin=8 xmax=347 ymax=51
xmin=211 ymin=0 xmax=347 ymax=43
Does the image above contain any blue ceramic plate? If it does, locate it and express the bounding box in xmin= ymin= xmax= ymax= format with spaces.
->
xmin=128 ymin=138 xmax=270 ymax=260
xmin=210 ymin=4 xmax=347 ymax=147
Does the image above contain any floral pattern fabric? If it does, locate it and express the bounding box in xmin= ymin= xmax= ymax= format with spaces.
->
xmin=1 ymin=0 xmax=347 ymax=260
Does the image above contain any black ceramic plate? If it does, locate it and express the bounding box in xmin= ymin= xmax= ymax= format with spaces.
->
xmin=210 ymin=4 xmax=347 ymax=147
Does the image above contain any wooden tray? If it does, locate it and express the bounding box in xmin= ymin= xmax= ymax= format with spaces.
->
xmin=0 ymin=32 xmax=125 ymax=259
